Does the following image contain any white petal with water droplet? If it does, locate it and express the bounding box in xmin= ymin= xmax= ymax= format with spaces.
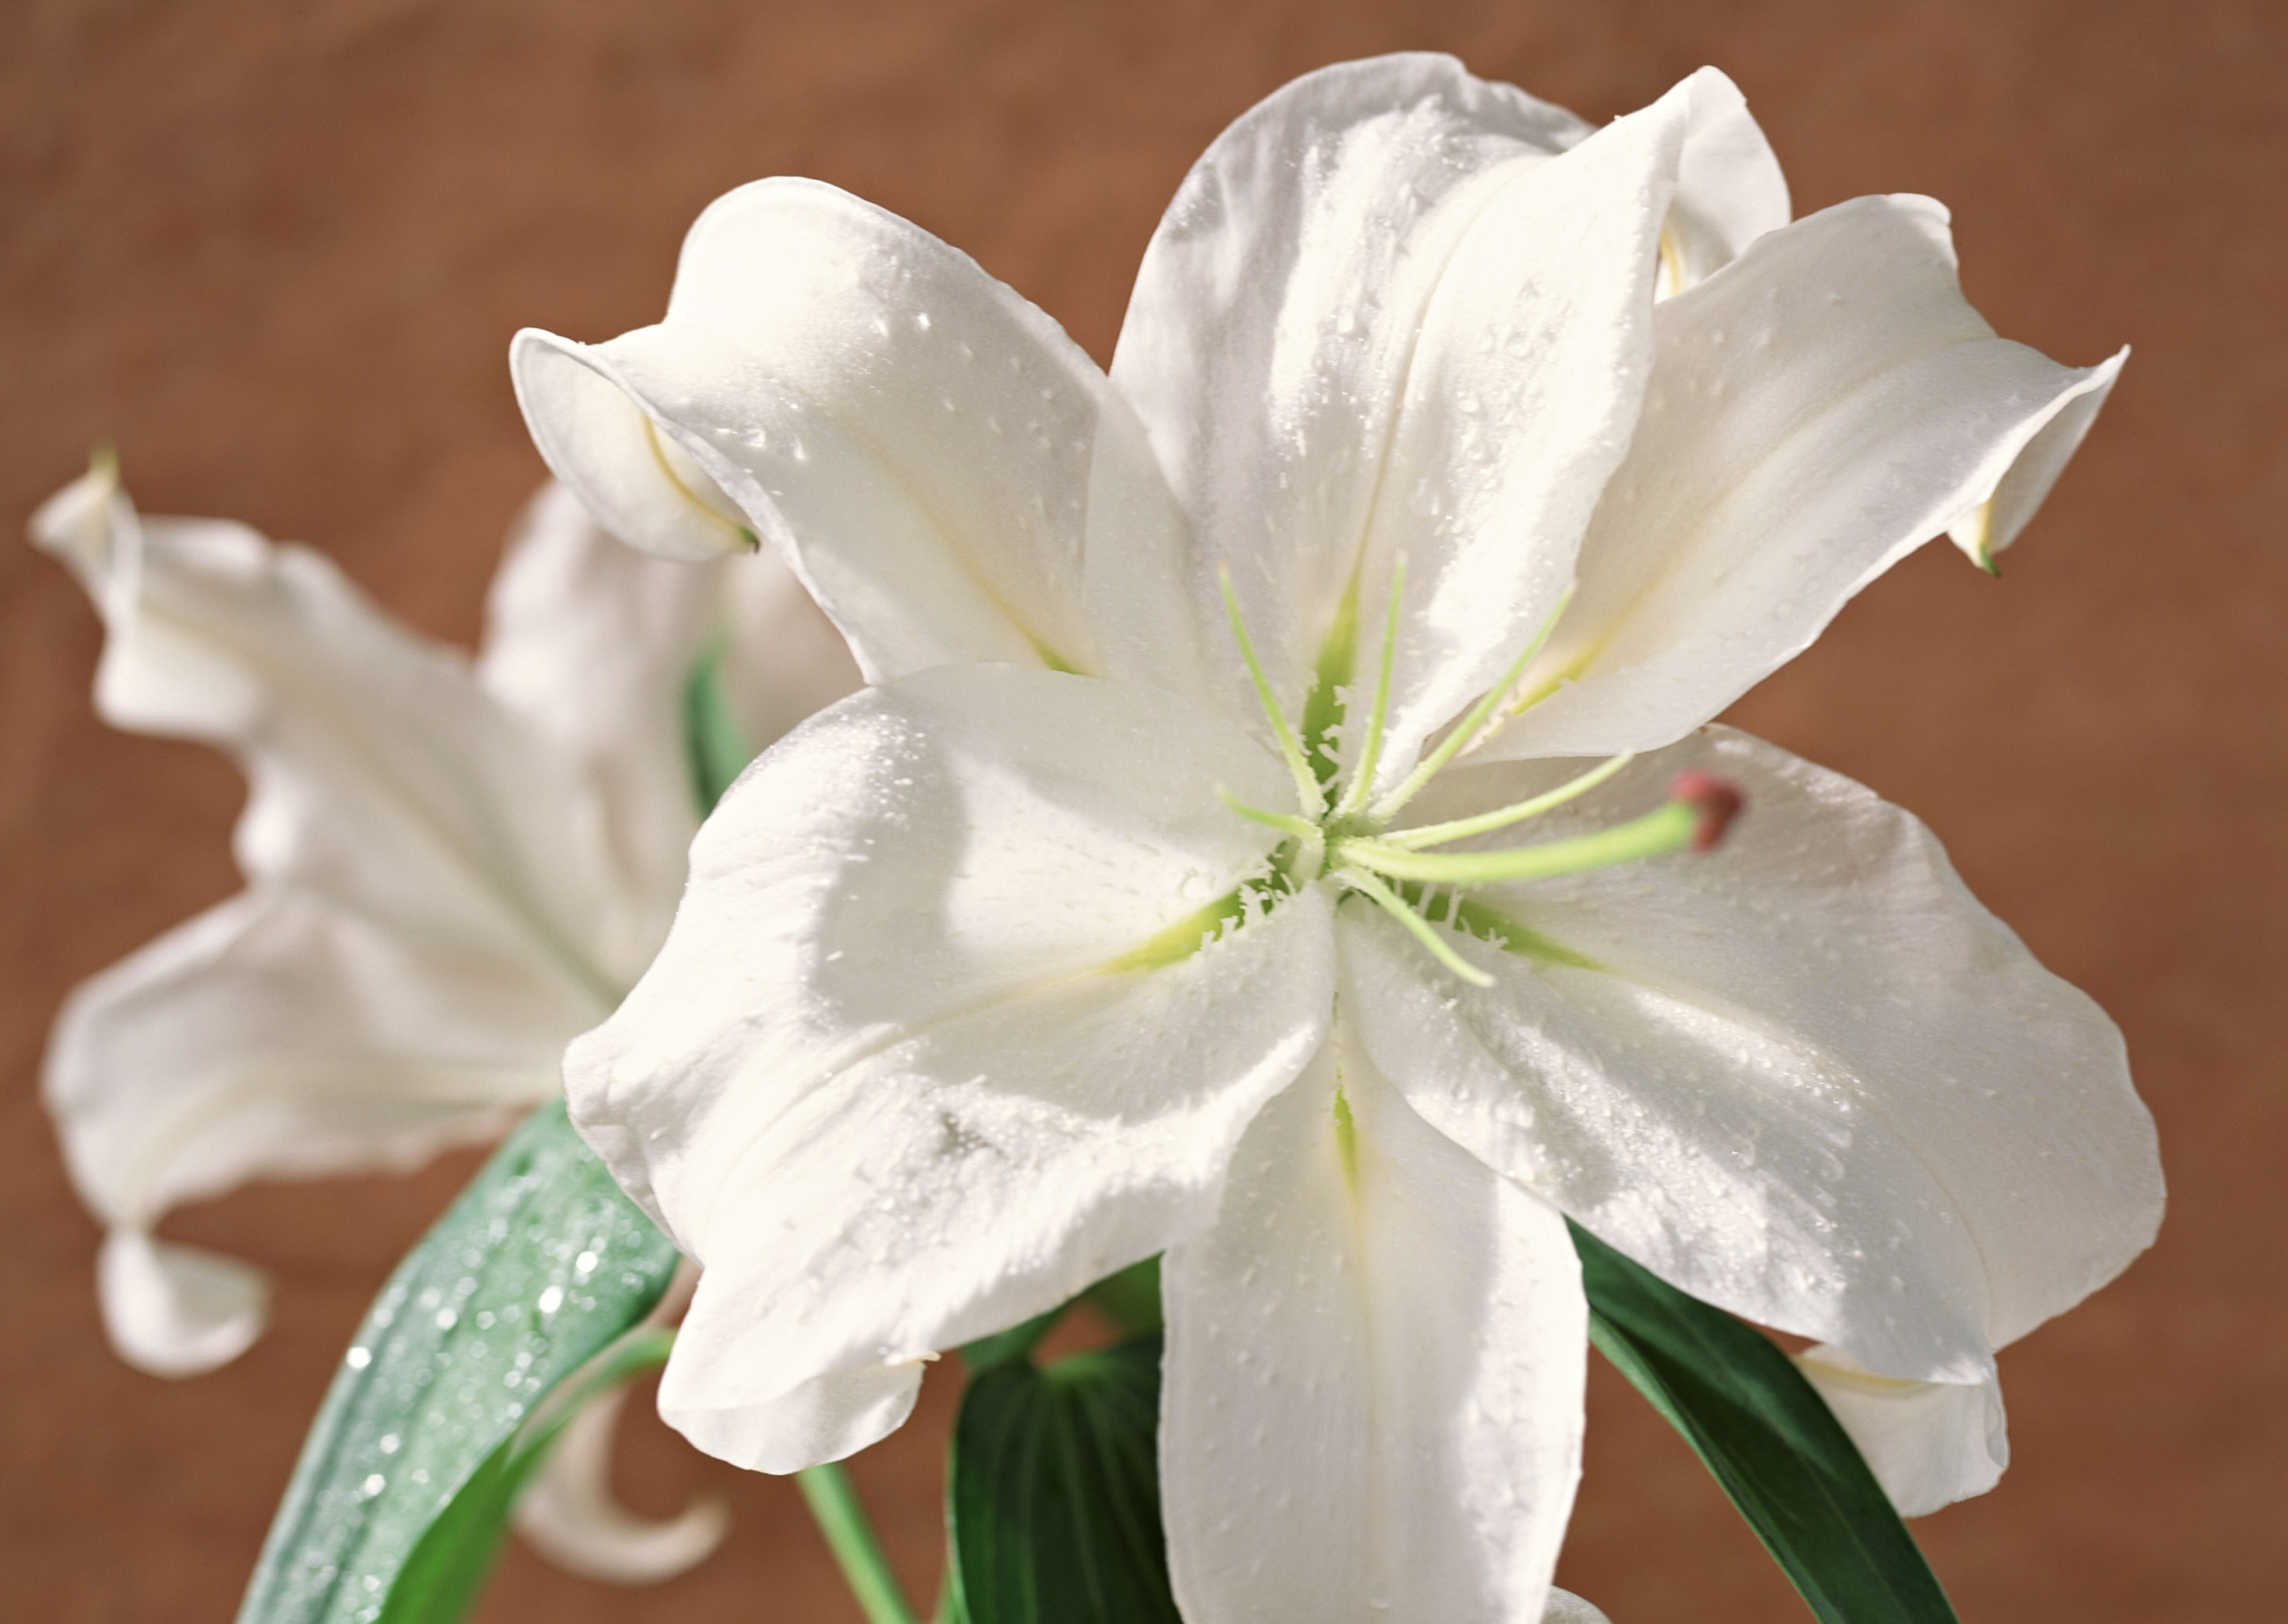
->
xmin=1347 ymin=730 xmax=2160 ymax=1402
xmin=1482 ymin=197 xmax=2125 ymax=761
xmin=1163 ymin=1040 xmax=1584 ymax=1624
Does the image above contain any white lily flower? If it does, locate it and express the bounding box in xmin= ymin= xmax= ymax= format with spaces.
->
xmin=513 ymin=54 xmax=2161 ymax=1622
xmin=30 ymin=465 xmax=855 ymax=1568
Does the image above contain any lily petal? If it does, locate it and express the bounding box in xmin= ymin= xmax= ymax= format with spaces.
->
xmin=98 ymin=1230 xmax=268 ymax=1379
xmin=1483 ymin=196 xmax=2127 ymax=761
xmin=1113 ymin=59 xmax=1777 ymax=782
xmin=513 ymin=1381 xmax=731 ymax=1582
xmin=1163 ymin=1038 xmax=1584 ymax=1624
xmin=49 ymin=889 xmax=567 ymax=1371
xmin=1947 ymin=354 xmax=2124 ymax=567
xmin=1660 ymin=72 xmax=1789 ymax=292
xmin=31 ymin=470 xmax=615 ymax=1370
xmin=651 ymin=893 xmax=1336 ymax=1471
xmin=1111 ymin=53 xmax=1592 ymax=714
xmin=1794 ymin=1342 xmax=2006 ymax=1516
xmin=477 ymin=482 xmax=717 ymax=983
xmin=1346 ymin=71 xmax=1741 ymax=796
xmin=513 ymin=180 xmax=1206 ymax=698
xmin=1347 ymin=729 xmax=2160 ymax=1394
xmin=476 ymin=482 xmax=862 ymax=976
xmin=32 ymin=470 xmax=620 ymax=1004
xmin=568 ymin=665 xmax=1335 ymax=1471
xmin=710 ymin=540 xmax=864 ymax=755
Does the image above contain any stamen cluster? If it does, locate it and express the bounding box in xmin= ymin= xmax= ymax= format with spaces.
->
xmin=1218 ymin=561 xmax=1742 ymax=986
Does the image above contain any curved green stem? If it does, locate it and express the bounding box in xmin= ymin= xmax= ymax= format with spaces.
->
xmin=797 ymin=1462 xmax=920 ymax=1624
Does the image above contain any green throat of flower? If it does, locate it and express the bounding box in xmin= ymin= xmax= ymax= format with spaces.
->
xmin=1209 ymin=559 xmax=1742 ymax=988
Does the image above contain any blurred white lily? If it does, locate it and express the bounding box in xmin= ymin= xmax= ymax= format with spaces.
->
xmin=513 ymin=54 xmax=2159 ymax=1623
xmin=1542 ymin=1592 xmax=1612 ymax=1624
xmin=30 ymin=465 xmax=855 ymax=1570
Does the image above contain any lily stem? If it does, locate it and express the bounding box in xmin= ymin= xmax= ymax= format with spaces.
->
xmin=797 ymin=1461 xmax=920 ymax=1624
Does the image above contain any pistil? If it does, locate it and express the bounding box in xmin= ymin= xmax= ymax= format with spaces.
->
xmin=1332 ymin=771 xmax=1741 ymax=887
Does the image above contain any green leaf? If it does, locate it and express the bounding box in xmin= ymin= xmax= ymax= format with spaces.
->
xmin=682 ymin=641 xmax=756 ymax=815
xmin=237 ymin=1100 xmax=681 ymax=1624
xmin=959 ymin=1309 xmax=1063 ymax=1377
xmin=375 ymin=1326 xmax=674 ymax=1623
xmin=1571 ymin=1222 xmax=1960 ymax=1624
xmin=947 ymin=1332 xmax=1180 ymax=1624
xmin=1083 ymin=1256 xmax=1163 ymax=1333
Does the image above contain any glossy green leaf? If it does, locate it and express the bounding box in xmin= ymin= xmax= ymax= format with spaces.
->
xmin=237 ymin=1101 xmax=681 ymax=1624
xmin=947 ymin=1332 xmax=1178 ymax=1624
xmin=682 ymin=641 xmax=756 ymax=814
xmin=1571 ymin=1222 xmax=1960 ymax=1624
xmin=375 ymin=1326 xmax=674 ymax=1623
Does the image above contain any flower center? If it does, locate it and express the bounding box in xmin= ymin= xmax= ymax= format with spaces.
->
xmin=1216 ymin=561 xmax=1740 ymax=986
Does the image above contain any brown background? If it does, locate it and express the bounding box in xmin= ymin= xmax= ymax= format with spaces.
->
xmin=3 ymin=1 xmax=2282 ymax=1619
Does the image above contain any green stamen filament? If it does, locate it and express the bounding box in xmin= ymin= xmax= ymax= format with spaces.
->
xmin=1381 ymin=752 xmax=1634 ymax=850
xmin=1221 ymin=565 xmax=1326 ymax=819
xmin=1336 ymin=866 xmax=1496 ymax=987
xmin=1216 ymin=789 xmax=1325 ymax=851
xmin=1211 ymin=575 xmax=1737 ymax=989
xmin=1333 ymin=553 xmax=1406 ymax=821
xmin=1382 ymin=879 xmax=1605 ymax=969
xmin=1370 ymin=586 xmax=1575 ymax=822
xmin=1340 ymin=797 xmax=1699 ymax=888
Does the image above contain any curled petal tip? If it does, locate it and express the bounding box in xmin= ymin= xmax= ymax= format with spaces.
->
xmin=515 ymin=1382 xmax=731 ymax=1584
xmin=98 ymin=1231 xmax=269 ymax=1377
xmin=1669 ymin=768 xmax=1744 ymax=850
